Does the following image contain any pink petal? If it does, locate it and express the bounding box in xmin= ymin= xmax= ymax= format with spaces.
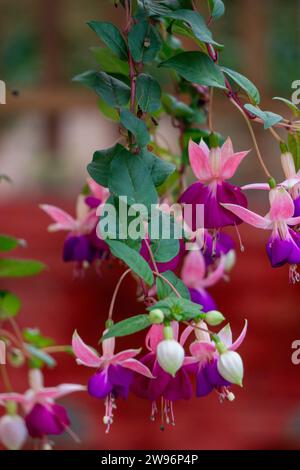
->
xmin=40 ymin=204 xmax=77 ymax=232
xmin=242 ymin=183 xmax=269 ymax=191
xmin=72 ymin=331 xmax=102 ymax=368
xmin=281 ymin=177 xmax=300 ymax=189
xmin=0 ymin=393 xmax=28 ymax=405
xmin=181 ymin=250 xmax=206 ymax=289
xmin=287 ymin=216 xmax=300 ymax=226
xmin=171 ymin=321 xmax=179 ymax=342
xmin=121 ymin=358 xmax=154 ymax=378
xmin=268 ymin=188 xmax=295 ymax=221
xmin=183 ymin=356 xmax=200 ymax=366
xmin=37 ymin=384 xmax=86 ymax=401
xmin=110 ymin=349 xmax=141 ymax=364
xmin=190 ymin=340 xmax=216 ymax=359
xmin=201 ymin=256 xmax=225 ymax=288
xmin=220 ymin=137 xmax=234 ymax=162
xmin=145 ymin=324 xmax=164 ymax=352
xmin=180 ymin=325 xmax=194 ymax=346
xmin=217 ymin=323 xmax=233 ymax=347
xmin=189 ymin=139 xmax=212 ymax=182
xmin=87 ymin=178 xmax=109 ymax=202
xmin=221 ymin=151 xmax=250 ymax=180
xmin=221 ymin=203 xmax=271 ymax=229
xmin=230 ymin=320 xmax=248 ymax=351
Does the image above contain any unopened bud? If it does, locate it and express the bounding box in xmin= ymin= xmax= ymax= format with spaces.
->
xmin=8 ymin=348 xmax=25 ymax=367
xmin=205 ymin=310 xmax=225 ymax=326
xmin=217 ymin=350 xmax=244 ymax=386
xmin=0 ymin=414 xmax=28 ymax=450
xmin=280 ymin=151 xmax=296 ymax=180
xmin=224 ymin=249 xmax=236 ymax=272
xmin=157 ymin=339 xmax=184 ymax=377
xmin=149 ymin=309 xmax=164 ymax=324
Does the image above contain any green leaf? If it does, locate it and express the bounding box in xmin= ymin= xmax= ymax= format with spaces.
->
xmin=0 ymin=291 xmax=21 ymax=318
xmin=106 ymin=240 xmax=154 ymax=285
xmin=162 ymin=93 xmax=195 ymax=119
xmin=288 ymin=133 xmax=300 ymax=171
xmin=120 ymin=109 xmax=150 ymax=147
xmin=151 ymin=238 xmax=179 ymax=263
xmin=159 ymin=51 xmax=226 ymax=89
xmin=0 ymin=235 xmax=22 ymax=252
xmin=74 ymin=71 xmax=130 ymax=107
xmin=273 ymin=97 xmax=300 ymax=117
xmin=128 ymin=20 xmax=162 ymax=63
xmin=148 ymin=296 xmax=201 ymax=321
xmin=244 ymin=104 xmax=283 ymax=129
xmin=25 ymin=344 xmax=56 ymax=368
xmin=87 ymin=143 xmax=123 ymax=187
xmin=23 ymin=328 xmax=54 ymax=348
xmin=139 ymin=148 xmax=175 ymax=187
xmin=87 ymin=21 xmax=128 ymax=60
xmin=108 ymin=148 xmax=158 ymax=209
xmin=136 ymin=74 xmax=162 ymax=113
xmin=163 ymin=9 xmax=222 ymax=47
xmin=208 ymin=0 xmax=225 ymax=20
xmin=222 ymin=66 xmax=260 ymax=105
xmin=0 ymin=259 xmax=45 ymax=277
xmin=102 ymin=314 xmax=152 ymax=340
xmin=156 ymin=271 xmax=190 ymax=300
xmin=98 ymin=97 xmax=120 ymax=122
xmin=91 ymin=47 xmax=129 ymax=75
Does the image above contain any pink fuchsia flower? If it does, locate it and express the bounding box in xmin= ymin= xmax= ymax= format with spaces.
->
xmin=72 ymin=330 xmax=153 ymax=432
xmin=182 ymin=320 xmax=247 ymax=400
xmin=222 ymin=187 xmax=300 ymax=279
xmin=131 ymin=323 xmax=194 ymax=426
xmin=40 ymin=181 xmax=109 ymax=265
xmin=181 ymin=249 xmax=226 ymax=311
xmin=179 ymin=137 xmax=250 ymax=229
xmin=0 ymin=369 xmax=85 ymax=439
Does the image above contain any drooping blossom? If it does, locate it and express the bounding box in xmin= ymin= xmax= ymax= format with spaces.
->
xmin=181 ymin=320 xmax=247 ymax=400
xmin=179 ymin=137 xmax=249 ymax=229
xmin=202 ymin=230 xmax=235 ymax=267
xmin=72 ymin=330 xmax=153 ymax=432
xmin=222 ymin=187 xmax=300 ymax=281
xmin=0 ymin=369 xmax=85 ymax=441
xmin=40 ymin=180 xmax=109 ymax=268
xmin=181 ymin=249 xmax=226 ymax=311
xmin=131 ymin=323 xmax=193 ymax=426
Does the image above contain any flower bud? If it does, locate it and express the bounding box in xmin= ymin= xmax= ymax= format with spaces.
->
xmin=149 ymin=309 xmax=164 ymax=324
xmin=157 ymin=339 xmax=184 ymax=377
xmin=217 ymin=350 xmax=244 ymax=386
xmin=224 ymin=249 xmax=236 ymax=272
xmin=280 ymin=150 xmax=295 ymax=180
xmin=8 ymin=348 xmax=25 ymax=367
xmin=0 ymin=414 xmax=28 ymax=450
xmin=205 ymin=310 xmax=225 ymax=326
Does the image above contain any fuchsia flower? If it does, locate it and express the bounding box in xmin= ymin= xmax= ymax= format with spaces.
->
xmin=131 ymin=323 xmax=193 ymax=425
xmin=72 ymin=331 xmax=153 ymax=432
xmin=182 ymin=320 xmax=247 ymax=400
xmin=40 ymin=180 xmax=109 ymax=266
xmin=0 ymin=369 xmax=85 ymax=440
xmin=179 ymin=138 xmax=249 ymax=229
xmin=181 ymin=249 xmax=226 ymax=311
xmin=222 ymin=187 xmax=300 ymax=279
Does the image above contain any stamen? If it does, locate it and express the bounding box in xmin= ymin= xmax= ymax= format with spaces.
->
xmin=150 ymin=401 xmax=158 ymax=421
xmin=234 ymin=224 xmax=244 ymax=252
xmin=289 ymin=264 xmax=300 ymax=284
xmin=103 ymin=393 xmax=116 ymax=433
xmin=160 ymin=397 xmax=165 ymax=431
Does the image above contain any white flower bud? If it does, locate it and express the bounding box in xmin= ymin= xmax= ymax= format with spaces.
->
xmin=205 ymin=310 xmax=225 ymax=326
xmin=217 ymin=350 xmax=244 ymax=386
xmin=149 ymin=309 xmax=164 ymax=324
xmin=0 ymin=414 xmax=28 ymax=450
xmin=281 ymin=151 xmax=296 ymax=180
xmin=157 ymin=339 xmax=184 ymax=377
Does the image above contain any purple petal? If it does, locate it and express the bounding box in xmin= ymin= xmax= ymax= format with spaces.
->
xmin=85 ymin=196 xmax=101 ymax=209
xmin=163 ymin=367 xmax=193 ymax=401
xmin=107 ymin=364 xmax=133 ymax=399
xmin=189 ymin=288 xmax=216 ymax=312
xmin=293 ymin=195 xmax=300 ymax=217
xmin=266 ymin=230 xmax=300 ymax=267
xmin=131 ymin=353 xmax=171 ymax=401
xmin=203 ymin=232 xmax=235 ymax=265
xmin=196 ymin=366 xmax=214 ymax=397
xmin=63 ymin=235 xmax=94 ymax=262
xmin=25 ymin=403 xmax=70 ymax=438
xmin=206 ymin=359 xmax=231 ymax=387
xmin=88 ymin=369 xmax=113 ymax=399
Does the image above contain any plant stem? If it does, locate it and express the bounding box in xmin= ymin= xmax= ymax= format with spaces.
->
xmin=144 ymin=238 xmax=159 ymax=274
xmin=0 ymin=365 xmax=13 ymax=392
xmin=230 ymin=97 xmax=273 ymax=179
xmin=269 ymin=126 xmax=283 ymax=143
xmin=108 ymin=268 xmax=132 ymax=321
xmin=208 ymin=87 xmax=214 ymax=132
xmin=152 ymin=271 xmax=181 ymax=298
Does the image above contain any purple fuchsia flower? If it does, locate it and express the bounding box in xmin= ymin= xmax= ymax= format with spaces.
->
xmin=72 ymin=331 xmax=153 ymax=432
xmin=0 ymin=369 xmax=85 ymax=443
xmin=222 ymin=187 xmax=300 ymax=282
xmin=41 ymin=181 xmax=109 ymax=270
xmin=202 ymin=230 xmax=235 ymax=267
xmin=181 ymin=249 xmax=226 ymax=312
xmin=182 ymin=320 xmax=247 ymax=401
xmin=131 ymin=323 xmax=193 ymax=427
xmin=179 ymin=137 xmax=250 ymax=229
